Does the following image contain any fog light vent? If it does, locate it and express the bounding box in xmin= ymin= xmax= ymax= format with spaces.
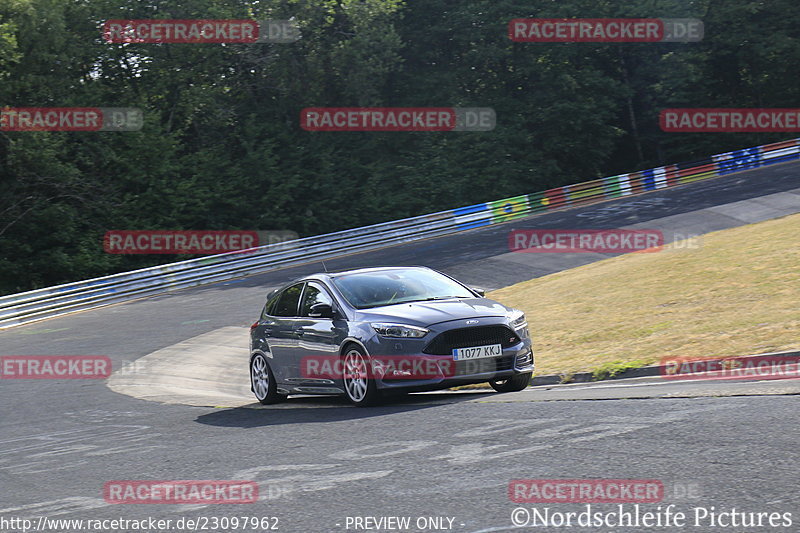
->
xmin=515 ymin=350 xmax=533 ymax=368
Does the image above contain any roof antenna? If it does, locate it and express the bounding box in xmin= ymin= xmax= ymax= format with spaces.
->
xmin=321 ymin=260 xmax=329 ymax=273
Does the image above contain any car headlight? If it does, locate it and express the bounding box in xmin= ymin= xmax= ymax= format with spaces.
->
xmin=371 ymin=323 xmax=429 ymax=338
xmin=509 ymin=310 xmax=527 ymax=330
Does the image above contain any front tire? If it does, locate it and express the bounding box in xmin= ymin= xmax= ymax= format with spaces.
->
xmin=342 ymin=346 xmax=381 ymax=407
xmin=490 ymin=372 xmax=532 ymax=393
xmin=250 ymin=354 xmax=286 ymax=405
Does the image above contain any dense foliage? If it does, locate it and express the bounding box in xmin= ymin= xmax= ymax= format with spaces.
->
xmin=1 ymin=0 xmax=798 ymax=294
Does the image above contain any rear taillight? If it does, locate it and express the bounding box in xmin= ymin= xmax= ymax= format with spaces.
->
xmin=250 ymin=321 xmax=259 ymax=332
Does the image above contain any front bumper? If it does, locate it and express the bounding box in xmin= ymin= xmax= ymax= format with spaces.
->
xmin=361 ymin=317 xmax=534 ymax=390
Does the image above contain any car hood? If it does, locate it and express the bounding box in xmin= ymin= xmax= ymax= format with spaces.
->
xmin=357 ymin=298 xmax=513 ymax=327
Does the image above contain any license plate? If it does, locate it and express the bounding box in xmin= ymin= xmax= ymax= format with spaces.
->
xmin=452 ymin=344 xmax=502 ymax=360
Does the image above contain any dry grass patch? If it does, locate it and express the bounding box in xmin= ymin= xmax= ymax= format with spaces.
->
xmin=489 ymin=213 xmax=800 ymax=377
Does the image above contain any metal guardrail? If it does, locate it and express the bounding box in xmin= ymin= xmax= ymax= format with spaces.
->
xmin=1 ymin=137 xmax=797 ymax=329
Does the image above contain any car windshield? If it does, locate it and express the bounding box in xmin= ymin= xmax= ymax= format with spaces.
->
xmin=331 ymin=269 xmax=474 ymax=309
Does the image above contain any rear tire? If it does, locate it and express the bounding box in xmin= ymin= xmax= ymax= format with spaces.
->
xmin=250 ymin=354 xmax=286 ymax=405
xmin=490 ymin=372 xmax=532 ymax=393
xmin=342 ymin=346 xmax=381 ymax=407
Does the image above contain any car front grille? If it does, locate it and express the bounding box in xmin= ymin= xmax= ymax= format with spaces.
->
xmin=423 ymin=325 xmax=520 ymax=356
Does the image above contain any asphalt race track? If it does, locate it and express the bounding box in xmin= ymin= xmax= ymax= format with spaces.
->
xmin=1 ymin=162 xmax=799 ymax=532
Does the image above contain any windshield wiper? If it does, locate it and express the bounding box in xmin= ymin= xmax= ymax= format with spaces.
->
xmin=358 ymin=296 xmax=466 ymax=309
xmin=398 ymin=296 xmax=464 ymax=304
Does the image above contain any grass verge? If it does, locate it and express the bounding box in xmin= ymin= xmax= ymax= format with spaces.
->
xmin=488 ymin=213 xmax=800 ymax=377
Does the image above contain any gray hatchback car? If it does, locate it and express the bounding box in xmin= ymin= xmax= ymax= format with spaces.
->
xmin=249 ymin=266 xmax=534 ymax=406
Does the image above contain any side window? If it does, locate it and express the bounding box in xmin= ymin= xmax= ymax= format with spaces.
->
xmin=271 ymin=283 xmax=304 ymax=317
xmin=261 ymin=289 xmax=281 ymax=318
xmin=300 ymin=282 xmax=334 ymax=317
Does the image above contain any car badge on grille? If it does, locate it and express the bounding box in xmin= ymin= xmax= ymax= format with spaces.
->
xmin=465 ymin=319 xmax=479 ymax=324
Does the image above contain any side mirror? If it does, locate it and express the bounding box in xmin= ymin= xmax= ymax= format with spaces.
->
xmin=309 ymin=302 xmax=335 ymax=318
xmin=472 ymin=287 xmax=486 ymax=297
